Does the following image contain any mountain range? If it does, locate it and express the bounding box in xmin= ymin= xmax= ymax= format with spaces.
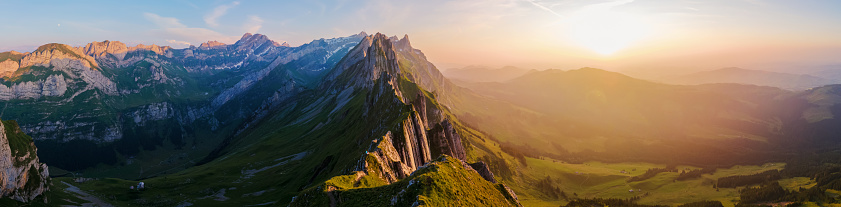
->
xmin=660 ymin=67 xmax=837 ymax=91
xmin=2 ymin=31 xmax=841 ymax=206
xmin=0 ymin=32 xmax=523 ymax=206
xmin=442 ymin=65 xmax=534 ymax=83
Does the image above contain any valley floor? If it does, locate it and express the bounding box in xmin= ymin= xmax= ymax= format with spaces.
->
xmin=503 ymin=158 xmax=813 ymax=207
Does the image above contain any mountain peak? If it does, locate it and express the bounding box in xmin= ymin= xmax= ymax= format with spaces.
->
xmin=84 ymin=40 xmax=128 ymax=58
xmin=234 ymin=33 xmax=281 ymax=50
xmin=199 ymin=40 xmax=226 ymax=48
xmin=241 ymin=33 xmax=253 ymax=40
xmin=396 ymin=34 xmax=411 ymax=49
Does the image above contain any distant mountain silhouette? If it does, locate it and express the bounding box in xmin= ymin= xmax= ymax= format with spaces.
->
xmin=442 ymin=65 xmax=534 ymax=83
xmin=661 ymin=67 xmax=836 ymax=90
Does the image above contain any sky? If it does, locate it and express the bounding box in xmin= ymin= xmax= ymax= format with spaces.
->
xmin=1 ymin=0 xmax=840 ymax=76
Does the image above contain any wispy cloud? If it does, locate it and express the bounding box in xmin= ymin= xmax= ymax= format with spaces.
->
xmin=521 ymin=0 xmax=564 ymax=17
xmin=577 ymin=0 xmax=635 ymax=12
xmin=166 ymin=39 xmax=192 ymax=46
xmin=243 ymin=15 xmax=263 ymax=34
xmin=144 ymin=12 xmax=237 ymax=46
xmin=144 ymin=13 xmax=186 ymax=28
xmin=204 ymin=1 xmax=240 ymax=27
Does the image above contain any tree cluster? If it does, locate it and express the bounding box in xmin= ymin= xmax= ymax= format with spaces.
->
xmin=717 ymin=170 xmax=780 ymax=188
xmin=628 ymin=166 xmax=678 ymax=182
xmin=676 ymin=168 xmax=716 ymax=181
xmin=535 ymin=175 xmax=565 ymax=200
xmin=564 ymin=197 xmax=660 ymax=207
xmin=676 ymin=200 xmax=724 ymax=207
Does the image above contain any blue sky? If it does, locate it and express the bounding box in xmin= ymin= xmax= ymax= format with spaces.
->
xmin=1 ymin=0 xmax=840 ymax=72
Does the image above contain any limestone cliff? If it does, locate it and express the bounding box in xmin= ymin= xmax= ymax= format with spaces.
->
xmin=0 ymin=119 xmax=49 ymax=202
xmin=83 ymin=40 xmax=129 ymax=60
xmin=20 ymin=44 xmax=97 ymax=70
xmin=0 ymin=59 xmax=19 ymax=78
xmin=0 ymin=74 xmax=67 ymax=100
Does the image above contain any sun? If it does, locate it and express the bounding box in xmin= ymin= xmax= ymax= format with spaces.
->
xmin=567 ymin=8 xmax=653 ymax=55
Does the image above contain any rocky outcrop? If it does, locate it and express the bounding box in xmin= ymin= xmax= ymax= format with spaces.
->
xmin=0 ymin=74 xmax=67 ymax=100
xmin=129 ymin=102 xmax=174 ymax=126
xmin=396 ymin=112 xmax=433 ymax=170
xmin=469 ymin=161 xmax=497 ymax=183
xmin=428 ymin=120 xmax=467 ymax=161
xmin=0 ymin=60 xmax=19 ymax=77
xmin=83 ymin=40 xmax=128 ymax=60
xmin=130 ymin=44 xmax=171 ymax=57
xmin=0 ymin=120 xmax=49 ymax=202
xmin=363 ymin=132 xmax=415 ymax=183
xmin=363 ymin=116 xmax=470 ymax=183
xmin=200 ymin=41 xmax=227 ymax=49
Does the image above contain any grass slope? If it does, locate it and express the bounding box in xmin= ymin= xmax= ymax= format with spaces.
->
xmin=292 ymin=155 xmax=519 ymax=206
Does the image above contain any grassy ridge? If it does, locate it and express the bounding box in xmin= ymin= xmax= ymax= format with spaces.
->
xmin=292 ymin=155 xmax=519 ymax=207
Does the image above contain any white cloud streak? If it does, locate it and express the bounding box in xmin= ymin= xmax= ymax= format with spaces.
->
xmin=166 ymin=39 xmax=192 ymax=46
xmin=521 ymin=0 xmax=564 ymax=17
xmin=204 ymin=1 xmax=240 ymax=27
xmin=144 ymin=12 xmax=238 ymax=46
xmin=144 ymin=13 xmax=186 ymax=28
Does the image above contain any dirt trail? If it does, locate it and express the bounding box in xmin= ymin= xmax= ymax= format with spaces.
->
xmin=61 ymin=181 xmax=114 ymax=207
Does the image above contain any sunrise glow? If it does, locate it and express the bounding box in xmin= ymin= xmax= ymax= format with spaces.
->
xmin=567 ymin=7 xmax=653 ymax=55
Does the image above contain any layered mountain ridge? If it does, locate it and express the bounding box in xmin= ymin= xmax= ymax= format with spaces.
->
xmin=0 ymin=32 xmax=367 ymax=172
xmin=0 ymin=31 xmax=520 ymax=206
xmin=661 ymin=67 xmax=836 ymax=91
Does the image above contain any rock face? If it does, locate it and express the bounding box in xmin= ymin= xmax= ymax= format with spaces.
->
xmin=83 ymin=40 xmax=129 ymax=60
xmin=4 ymin=44 xmax=117 ymax=100
xmin=0 ymin=59 xmax=19 ymax=77
xmin=345 ymin=34 xmax=470 ymax=184
xmin=129 ymin=102 xmax=174 ymax=126
xmin=131 ymin=44 xmax=170 ymax=56
xmin=0 ymin=120 xmax=49 ymax=202
xmin=469 ymin=161 xmax=497 ymax=183
xmin=199 ymin=41 xmax=226 ymax=48
xmin=0 ymin=74 xmax=67 ymax=100
xmin=20 ymin=46 xmax=96 ymax=70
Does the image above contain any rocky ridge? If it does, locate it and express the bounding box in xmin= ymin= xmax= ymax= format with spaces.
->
xmin=290 ymin=33 xmax=518 ymax=206
xmin=1 ymin=43 xmax=118 ymax=100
